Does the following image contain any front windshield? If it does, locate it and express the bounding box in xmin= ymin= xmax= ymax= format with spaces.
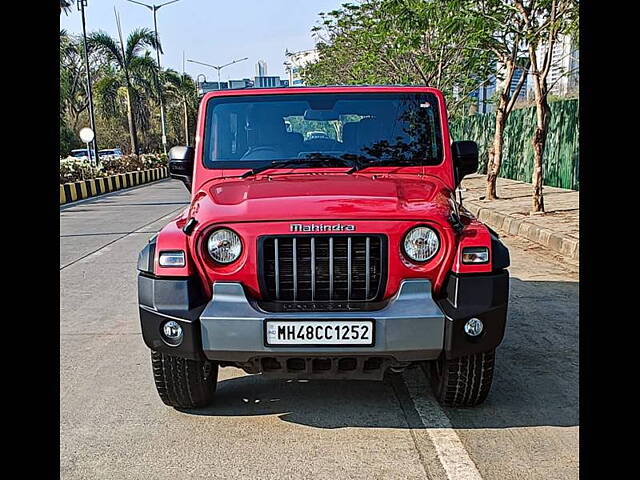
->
xmin=202 ymin=92 xmax=442 ymax=169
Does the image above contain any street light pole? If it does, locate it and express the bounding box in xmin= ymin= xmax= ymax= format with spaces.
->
xmin=187 ymin=57 xmax=249 ymax=91
xmin=78 ymin=0 xmax=98 ymax=164
xmin=127 ymin=0 xmax=183 ymax=155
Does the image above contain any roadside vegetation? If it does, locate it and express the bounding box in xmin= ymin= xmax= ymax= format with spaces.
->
xmin=60 ymin=154 xmax=167 ymax=184
xmin=303 ymin=0 xmax=578 ymax=213
xmin=60 ymin=29 xmax=198 ymax=157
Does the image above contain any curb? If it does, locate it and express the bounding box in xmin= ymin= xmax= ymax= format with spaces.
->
xmin=59 ymin=167 xmax=169 ymax=205
xmin=465 ymin=202 xmax=579 ymax=261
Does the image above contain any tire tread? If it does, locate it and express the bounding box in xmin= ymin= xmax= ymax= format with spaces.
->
xmin=151 ymin=350 xmax=218 ymax=409
xmin=430 ymin=350 xmax=495 ymax=407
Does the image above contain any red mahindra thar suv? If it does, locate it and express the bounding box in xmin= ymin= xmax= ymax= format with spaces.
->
xmin=137 ymin=86 xmax=510 ymax=409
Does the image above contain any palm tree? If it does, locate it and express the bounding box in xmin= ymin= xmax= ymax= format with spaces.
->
xmin=60 ymin=0 xmax=72 ymax=15
xmin=162 ymin=69 xmax=198 ymax=146
xmin=60 ymin=30 xmax=90 ymax=131
xmin=89 ymin=28 xmax=160 ymax=154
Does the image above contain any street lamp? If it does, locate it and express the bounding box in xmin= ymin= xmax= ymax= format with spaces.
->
xmin=187 ymin=57 xmax=249 ymax=90
xmin=127 ymin=0 xmax=184 ymax=155
xmin=77 ymin=0 xmax=98 ymax=163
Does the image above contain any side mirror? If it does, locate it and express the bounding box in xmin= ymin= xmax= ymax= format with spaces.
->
xmin=168 ymin=146 xmax=195 ymax=191
xmin=452 ymin=140 xmax=479 ymax=185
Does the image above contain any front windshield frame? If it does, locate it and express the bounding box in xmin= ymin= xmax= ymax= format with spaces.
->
xmin=201 ymin=91 xmax=443 ymax=170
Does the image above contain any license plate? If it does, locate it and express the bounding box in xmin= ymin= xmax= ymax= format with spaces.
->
xmin=265 ymin=320 xmax=374 ymax=346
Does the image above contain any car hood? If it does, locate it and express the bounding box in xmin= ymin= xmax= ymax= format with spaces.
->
xmin=192 ymin=173 xmax=454 ymax=225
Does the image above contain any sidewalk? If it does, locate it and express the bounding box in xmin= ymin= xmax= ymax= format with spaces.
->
xmin=460 ymin=174 xmax=579 ymax=261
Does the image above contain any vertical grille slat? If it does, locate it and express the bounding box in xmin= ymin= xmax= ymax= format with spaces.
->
xmin=274 ymin=238 xmax=280 ymax=300
xmin=365 ymin=237 xmax=370 ymax=299
xmin=262 ymin=234 xmax=385 ymax=305
xmin=311 ymin=237 xmax=316 ymax=301
xmin=329 ymin=237 xmax=334 ymax=300
xmin=292 ymin=237 xmax=297 ymax=301
xmin=347 ymin=237 xmax=352 ymax=300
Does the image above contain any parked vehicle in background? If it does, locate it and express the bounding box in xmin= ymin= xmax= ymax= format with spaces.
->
xmin=99 ymin=148 xmax=123 ymax=160
xmin=137 ymin=85 xmax=511 ymax=410
xmin=70 ymin=148 xmax=98 ymax=161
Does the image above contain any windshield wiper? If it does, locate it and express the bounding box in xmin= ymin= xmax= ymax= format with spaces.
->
xmin=240 ymin=156 xmax=358 ymax=178
xmin=346 ymin=158 xmax=420 ymax=173
xmin=240 ymin=159 xmax=313 ymax=178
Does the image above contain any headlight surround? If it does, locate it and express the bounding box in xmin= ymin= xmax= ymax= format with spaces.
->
xmin=403 ymin=226 xmax=440 ymax=263
xmin=207 ymin=228 xmax=242 ymax=264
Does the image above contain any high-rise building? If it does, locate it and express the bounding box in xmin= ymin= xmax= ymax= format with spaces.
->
xmin=256 ymin=60 xmax=268 ymax=77
xmin=528 ymin=34 xmax=579 ymax=97
xmin=471 ymin=60 xmax=529 ymax=114
xmin=283 ymin=49 xmax=319 ymax=86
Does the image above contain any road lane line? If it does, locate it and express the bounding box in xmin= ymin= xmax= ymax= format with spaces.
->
xmin=402 ymin=367 xmax=484 ymax=480
xmin=60 ymin=206 xmax=184 ymax=271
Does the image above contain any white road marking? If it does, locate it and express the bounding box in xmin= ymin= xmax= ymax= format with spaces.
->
xmin=403 ymin=367 xmax=484 ymax=480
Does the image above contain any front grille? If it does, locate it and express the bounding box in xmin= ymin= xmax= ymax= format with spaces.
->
xmin=261 ymin=235 xmax=386 ymax=303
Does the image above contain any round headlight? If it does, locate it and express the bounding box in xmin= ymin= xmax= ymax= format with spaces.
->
xmin=403 ymin=226 xmax=440 ymax=262
xmin=207 ymin=228 xmax=242 ymax=264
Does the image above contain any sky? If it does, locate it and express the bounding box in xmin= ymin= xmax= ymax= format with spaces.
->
xmin=60 ymin=0 xmax=344 ymax=81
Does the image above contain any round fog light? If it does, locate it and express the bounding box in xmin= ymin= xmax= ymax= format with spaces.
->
xmin=162 ymin=320 xmax=183 ymax=346
xmin=464 ymin=318 xmax=483 ymax=337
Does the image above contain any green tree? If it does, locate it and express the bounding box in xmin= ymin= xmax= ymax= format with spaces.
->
xmin=303 ymin=0 xmax=493 ymax=117
xmin=512 ymin=0 xmax=578 ymax=213
xmin=60 ymin=0 xmax=72 ymax=15
xmin=474 ymin=0 xmax=530 ymax=200
xmin=162 ymin=70 xmax=198 ymax=146
xmin=89 ymin=28 xmax=160 ymax=154
xmin=60 ymin=30 xmax=90 ymax=133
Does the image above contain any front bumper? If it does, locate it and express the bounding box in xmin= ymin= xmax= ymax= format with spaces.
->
xmin=138 ymin=271 xmax=509 ymax=368
xmin=199 ymin=279 xmax=444 ymax=363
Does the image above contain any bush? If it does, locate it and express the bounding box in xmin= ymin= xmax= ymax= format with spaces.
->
xmin=59 ymin=154 xmax=167 ymax=184
xmin=60 ymin=158 xmax=102 ymax=183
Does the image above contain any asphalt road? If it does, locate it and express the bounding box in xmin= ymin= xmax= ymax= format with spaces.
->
xmin=60 ymin=179 xmax=579 ymax=480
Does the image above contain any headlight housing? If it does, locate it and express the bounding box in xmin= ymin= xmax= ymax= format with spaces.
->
xmin=403 ymin=226 xmax=440 ymax=262
xmin=207 ymin=228 xmax=242 ymax=264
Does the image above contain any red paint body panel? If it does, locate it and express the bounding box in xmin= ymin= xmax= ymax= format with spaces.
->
xmin=153 ymin=207 xmax=194 ymax=277
xmin=153 ymin=85 xmax=496 ymax=298
xmin=451 ymin=217 xmax=493 ymax=274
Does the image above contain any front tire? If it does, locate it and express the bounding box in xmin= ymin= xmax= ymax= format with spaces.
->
xmin=151 ymin=351 xmax=218 ymax=409
xmin=429 ymin=350 xmax=495 ymax=407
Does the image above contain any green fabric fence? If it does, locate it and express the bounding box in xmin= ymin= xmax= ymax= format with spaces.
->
xmin=449 ymin=99 xmax=579 ymax=190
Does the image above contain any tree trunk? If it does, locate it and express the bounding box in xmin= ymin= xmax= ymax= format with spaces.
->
xmin=531 ymin=94 xmax=549 ymax=212
xmin=125 ymin=85 xmax=139 ymax=155
xmin=486 ymin=60 xmax=520 ymax=200
xmin=486 ymin=106 xmax=506 ymax=200
xmin=183 ymin=98 xmax=190 ymax=146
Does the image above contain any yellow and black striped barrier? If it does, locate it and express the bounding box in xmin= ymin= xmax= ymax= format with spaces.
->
xmin=60 ymin=167 xmax=169 ymax=205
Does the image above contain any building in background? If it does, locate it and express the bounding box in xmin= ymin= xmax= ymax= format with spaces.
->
xmin=256 ymin=60 xmax=268 ymax=77
xmin=471 ymin=60 xmax=528 ymax=114
xmin=196 ymin=76 xmax=287 ymax=94
xmin=528 ymin=33 xmax=579 ymax=97
xmin=470 ymin=33 xmax=578 ymax=114
xmin=284 ymin=49 xmax=319 ymax=86
xmin=229 ymin=78 xmax=255 ymax=89
xmin=253 ymin=76 xmax=289 ymax=88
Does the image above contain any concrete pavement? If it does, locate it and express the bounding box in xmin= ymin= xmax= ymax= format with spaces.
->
xmin=60 ymin=179 xmax=578 ymax=479
xmin=461 ymin=174 xmax=579 ymax=262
